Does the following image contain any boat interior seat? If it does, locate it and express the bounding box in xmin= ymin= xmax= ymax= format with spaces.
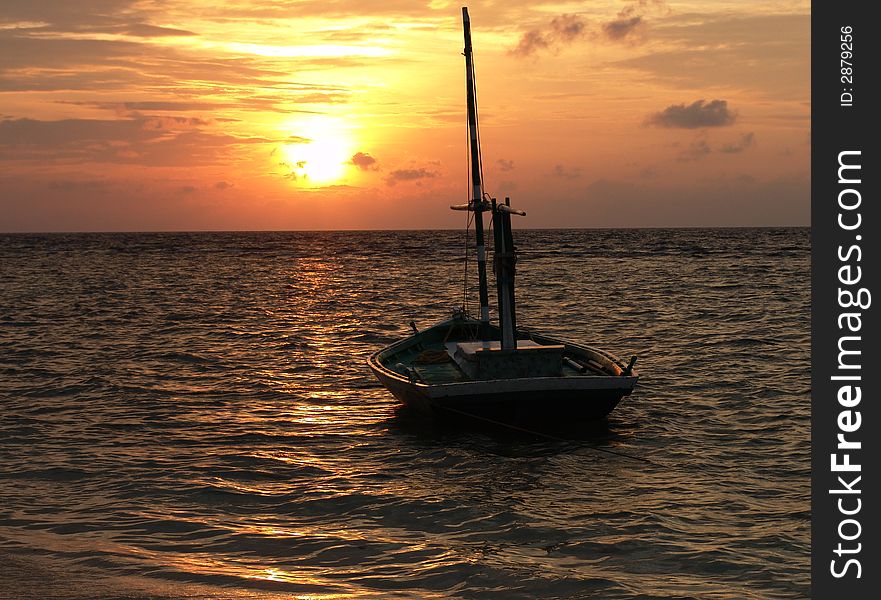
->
xmin=412 ymin=362 xmax=468 ymax=384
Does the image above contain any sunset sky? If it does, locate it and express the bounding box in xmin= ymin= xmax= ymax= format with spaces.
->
xmin=0 ymin=0 xmax=810 ymax=231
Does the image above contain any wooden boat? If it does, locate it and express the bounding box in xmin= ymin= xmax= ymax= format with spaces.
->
xmin=368 ymin=7 xmax=638 ymax=421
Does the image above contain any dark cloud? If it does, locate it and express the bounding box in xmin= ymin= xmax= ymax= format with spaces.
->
xmin=497 ymin=158 xmax=515 ymax=172
xmin=215 ymin=181 xmax=231 ymax=190
xmin=275 ymin=155 xmax=309 ymax=181
xmin=511 ymin=14 xmax=587 ymax=57
xmin=0 ymin=33 xmax=285 ymax=96
xmin=0 ymin=0 xmax=143 ymax=28
xmin=385 ymin=168 xmax=437 ymax=186
xmin=512 ymin=1 xmax=667 ymax=57
xmin=0 ymin=29 xmax=344 ymax=99
xmin=124 ymin=24 xmax=196 ymax=37
xmin=672 ymin=131 xmax=755 ymax=161
xmin=600 ymin=0 xmax=667 ymax=42
xmin=719 ymin=132 xmax=755 ymax=153
xmin=0 ymin=117 xmax=249 ymax=166
xmin=552 ymin=164 xmax=582 ymax=179
xmin=677 ymin=139 xmax=712 ymax=161
xmin=142 ymin=115 xmax=209 ymax=129
xmin=511 ymin=30 xmax=549 ymax=57
xmin=62 ymin=101 xmax=228 ymax=113
xmin=550 ymin=14 xmax=586 ymax=41
xmin=0 ymin=68 xmax=151 ymax=93
xmin=603 ymin=16 xmax=642 ymax=40
xmin=0 ymin=1 xmax=194 ymax=57
xmin=350 ymin=152 xmax=378 ymax=171
xmin=0 ymin=33 xmax=146 ymax=71
xmin=646 ymin=99 xmax=736 ymax=128
xmin=0 ymin=118 xmax=160 ymax=152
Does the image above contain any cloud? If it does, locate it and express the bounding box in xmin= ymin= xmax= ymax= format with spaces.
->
xmin=600 ymin=0 xmax=667 ymax=42
xmin=0 ymin=33 xmax=146 ymax=71
xmin=350 ymin=152 xmax=378 ymax=171
xmin=511 ymin=14 xmax=587 ymax=57
xmin=511 ymin=30 xmax=549 ymax=57
xmin=124 ymin=23 xmax=196 ymax=37
xmin=719 ymin=132 xmax=755 ymax=153
xmin=0 ymin=1 xmax=807 ymax=232
xmin=497 ymin=158 xmax=514 ymax=172
xmin=0 ymin=116 xmax=250 ymax=166
xmin=603 ymin=16 xmax=642 ymax=40
xmin=676 ymin=131 xmax=755 ymax=162
xmin=677 ymin=139 xmax=712 ymax=161
xmin=550 ymin=14 xmax=586 ymax=41
xmin=646 ymin=99 xmax=736 ymax=128
xmin=0 ymin=32 xmax=283 ymax=95
xmin=143 ymin=115 xmax=209 ymax=129
xmin=0 ymin=27 xmax=350 ymax=100
xmin=385 ymin=168 xmax=437 ymax=186
xmin=675 ymin=131 xmax=755 ymax=161
xmin=552 ymin=164 xmax=582 ymax=179
xmin=64 ymin=101 xmax=225 ymax=113
xmin=0 ymin=1 xmax=144 ymax=29
xmin=614 ymin=14 xmax=808 ymax=101
xmin=512 ymin=2 xmax=668 ymax=57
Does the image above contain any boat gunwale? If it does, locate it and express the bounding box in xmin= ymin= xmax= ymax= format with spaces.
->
xmin=366 ymin=317 xmax=639 ymax=390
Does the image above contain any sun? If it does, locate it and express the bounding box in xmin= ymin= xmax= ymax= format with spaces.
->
xmin=283 ymin=138 xmax=348 ymax=184
xmin=280 ymin=117 xmax=354 ymax=185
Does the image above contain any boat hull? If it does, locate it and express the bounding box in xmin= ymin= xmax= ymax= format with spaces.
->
xmin=371 ymin=366 xmax=629 ymax=420
xmin=368 ymin=316 xmax=638 ymax=422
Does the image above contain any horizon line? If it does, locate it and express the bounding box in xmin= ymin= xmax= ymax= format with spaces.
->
xmin=0 ymin=224 xmax=812 ymax=235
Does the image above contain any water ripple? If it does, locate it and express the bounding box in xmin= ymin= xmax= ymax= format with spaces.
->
xmin=0 ymin=228 xmax=809 ymax=599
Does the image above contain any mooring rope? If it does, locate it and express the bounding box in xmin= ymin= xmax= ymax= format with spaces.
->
xmin=436 ymin=405 xmax=664 ymax=467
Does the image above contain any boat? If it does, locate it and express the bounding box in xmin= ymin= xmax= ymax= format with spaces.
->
xmin=368 ymin=7 xmax=638 ymax=422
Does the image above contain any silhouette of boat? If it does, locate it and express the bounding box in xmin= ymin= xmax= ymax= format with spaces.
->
xmin=368 ymin=7 xmax=638 ymax=421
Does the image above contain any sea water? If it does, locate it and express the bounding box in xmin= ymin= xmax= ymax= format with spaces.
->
xmin=0 ymin=229 xmax=810 ymax=599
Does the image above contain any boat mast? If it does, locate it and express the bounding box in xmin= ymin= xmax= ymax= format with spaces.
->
xmin=462 ymin=7 xmax=491 ymax=327
xmin=493 ymin=197 xmax=519 ymax=349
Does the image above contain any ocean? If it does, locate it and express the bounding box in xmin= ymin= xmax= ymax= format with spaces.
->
xmin=0 ymin=228 xmax=810 ymax=599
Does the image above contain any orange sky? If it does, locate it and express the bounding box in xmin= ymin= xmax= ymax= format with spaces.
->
xmin=0 ymin=0 xmax=810 ymax=231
